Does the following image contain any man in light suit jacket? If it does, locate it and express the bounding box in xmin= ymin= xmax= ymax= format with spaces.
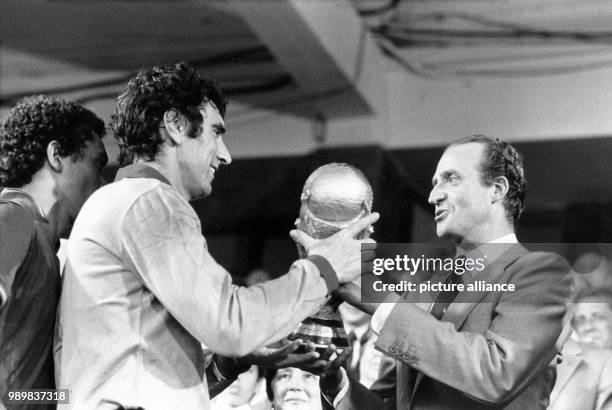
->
xmin=331 ymin=135 xmax=572 ymax=409
xmin=548 ymin=340 xmax=612 ymax=410
xmin=548 ymin=288 xmax=612 ymax=410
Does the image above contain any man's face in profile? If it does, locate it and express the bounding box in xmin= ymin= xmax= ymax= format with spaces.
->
xmin=428 ymin=142 xmax=494 ymax=244
xmin=572 ymin=299 xmax=612 ymax=349
xmin=177 ymin=102 xmax=231 ymax=200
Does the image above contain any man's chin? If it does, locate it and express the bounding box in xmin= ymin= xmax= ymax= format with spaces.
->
xmin=190 ymin=186 xmax=212 ymax=201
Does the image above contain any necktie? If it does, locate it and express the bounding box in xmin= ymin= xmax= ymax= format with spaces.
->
xmin=346 ymin=331 xmax=360 ymax=381
xmin=430 ymin=256 xmax=465 ymax=320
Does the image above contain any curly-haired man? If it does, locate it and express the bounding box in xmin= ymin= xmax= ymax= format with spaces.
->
xmin=0 ymin=95 xmax=107 ymax=409
xmin=56 ymin=62 xmax=377 ymax=409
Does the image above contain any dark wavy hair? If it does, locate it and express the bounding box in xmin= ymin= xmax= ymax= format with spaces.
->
xmin=111 ymin=62 xmax=227 ymax=166
xmin=0 ymin=95 xmax=105 ymax=188
xmin=451 ymin=135 xmax=526 ymax=227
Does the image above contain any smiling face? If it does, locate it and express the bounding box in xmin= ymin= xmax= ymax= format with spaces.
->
xmin=177 ymin=101 xmax=231 ymax=200
xmin=428 ymin=143 xmax=498 ymax=244
xmin=271 ymin=368 xmax=322 ymax=410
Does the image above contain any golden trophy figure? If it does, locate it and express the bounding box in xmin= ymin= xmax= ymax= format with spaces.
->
xmin=288 ymin=163 xmax=373 ymax=352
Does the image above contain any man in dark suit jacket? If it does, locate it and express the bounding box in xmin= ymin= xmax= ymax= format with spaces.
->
xmin=332 ymin=135 xmax=572 ymax=409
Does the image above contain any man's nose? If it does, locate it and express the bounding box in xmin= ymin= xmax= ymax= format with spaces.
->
xmin=582 ymin=318 xmax=596 ymax=331
xmin=217 ymin=137 xmax=232 ymax=165
xmin=428 ymin=185 xmax=445 ymax=205
xmin=287 ymin=374 xmax=305 ymax=389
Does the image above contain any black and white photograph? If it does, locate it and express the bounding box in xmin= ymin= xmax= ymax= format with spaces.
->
xmin=1 ymin=1 xmax=611 ymax=409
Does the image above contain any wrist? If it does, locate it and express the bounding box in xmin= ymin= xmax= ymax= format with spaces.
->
xmin=214 ymin=355 xmax=250 ymax=381
xmin=307 ymin=255 xmax=339 ymax=291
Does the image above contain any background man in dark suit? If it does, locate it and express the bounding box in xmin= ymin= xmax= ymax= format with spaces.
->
xmin=333 ymin=135 xmax=572 ymax=409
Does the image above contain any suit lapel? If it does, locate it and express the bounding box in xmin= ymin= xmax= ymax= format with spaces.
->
xmin=550 ymin=342 xmax=583 ymax=405
xmin=550 ymin=354 xmax=581 ymax=405
xmin=410 ymin=244 xmax=528 ymax=403
xmin=442 ymin=244 xmax=527 ymax=330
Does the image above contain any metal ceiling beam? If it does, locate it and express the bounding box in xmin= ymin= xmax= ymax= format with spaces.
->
xmin=219 ymin=0 xmax=387 ymax=119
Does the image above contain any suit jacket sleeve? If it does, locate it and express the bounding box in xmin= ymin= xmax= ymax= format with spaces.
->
xmin=375 ymin=251 xmax=571 ymax=405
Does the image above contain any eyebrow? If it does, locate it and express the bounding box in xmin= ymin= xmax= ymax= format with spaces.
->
xmin=432 ymin=170 xmax=458 ymax=186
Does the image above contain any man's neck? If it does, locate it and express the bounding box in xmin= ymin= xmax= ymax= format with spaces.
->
xmin=24 ymin=171 xmax=67 ymax=238
xmin=457 ymin=215 xmax=515 ymax=245
xmin=135 ymin=158 xmax=188 ymax=200
xmin=5 ymin=180 xmax=62 ymax=245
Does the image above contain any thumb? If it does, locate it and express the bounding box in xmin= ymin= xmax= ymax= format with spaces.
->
xmin=290 ymin=229 xmax=315 ymax=251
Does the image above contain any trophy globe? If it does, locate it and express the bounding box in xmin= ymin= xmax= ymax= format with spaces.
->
xmin=288 ymin=163 xmax=373 ymax=352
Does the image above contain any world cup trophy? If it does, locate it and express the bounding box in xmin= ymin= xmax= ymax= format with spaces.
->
xmin=288 ymin=163 xmax=373 ymax=352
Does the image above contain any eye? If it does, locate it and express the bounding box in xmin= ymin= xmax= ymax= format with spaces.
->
xmin=448 ymin=174 xmax=459 ymax=183
xmin=276 ymin=373 xmax=290 ymax=381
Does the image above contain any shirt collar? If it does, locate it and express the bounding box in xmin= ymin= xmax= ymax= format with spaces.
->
xmin=488 ymin=233 xmax=518 ymax=244
xmin=346 ymin=322 xmax=371 ymax=342
xmin=115 ymin=162 xmax=172 ymax=186
xmin=0 ymin=188 xmax=47 ymax=222
xmin=456 ymin=233 xmax=518 ymax=270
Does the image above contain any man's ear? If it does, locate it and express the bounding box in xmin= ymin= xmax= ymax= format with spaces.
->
xmin=46 ymin=140 xmax=63 ymax=172
xmin=491 ymin=176 xmax=509 ymax=204
xmin=163 ymin=109 xmax=188 ymax=145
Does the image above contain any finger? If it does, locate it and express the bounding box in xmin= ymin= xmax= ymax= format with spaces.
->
xmin=278 ymin=351 xmax=320 ymax=368
xmin=321 ymin=344 xmax=336 ymax=361
xmin=343 ymin=213 xmax=380 ymax=238
xmin=338 ymin=282 xmax=360 ymax=293
xmin=270 ymin=339 xmax=301 ymax=358
xmin=323 ymin=347 xmax=352 ymax=376
xmin=302 ymin=341 xmax=317 ymax=353
xmin=361 ymin=250 xmax=376 ymax=262
xmin=299 ymin=359 xmax=329 ymax=375
xmin=333 ymin=346 xmax=352 ymax=366
xmin=289 ymin=230 xmax=315 ymax=251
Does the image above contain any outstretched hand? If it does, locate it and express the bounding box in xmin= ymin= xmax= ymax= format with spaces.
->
xmin=289 ymin=213 xmax=379 ymax=284
xmin=295 ymin=344 xmax=352 ymax=398
xmin=296 ymin=344 xmax=352 ymax=376
xmin=239 ymin=339 xmax=321 ymax=368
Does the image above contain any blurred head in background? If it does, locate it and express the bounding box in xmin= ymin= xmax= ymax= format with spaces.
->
xmin=571 ymin=287 xmax=612 ymax=350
